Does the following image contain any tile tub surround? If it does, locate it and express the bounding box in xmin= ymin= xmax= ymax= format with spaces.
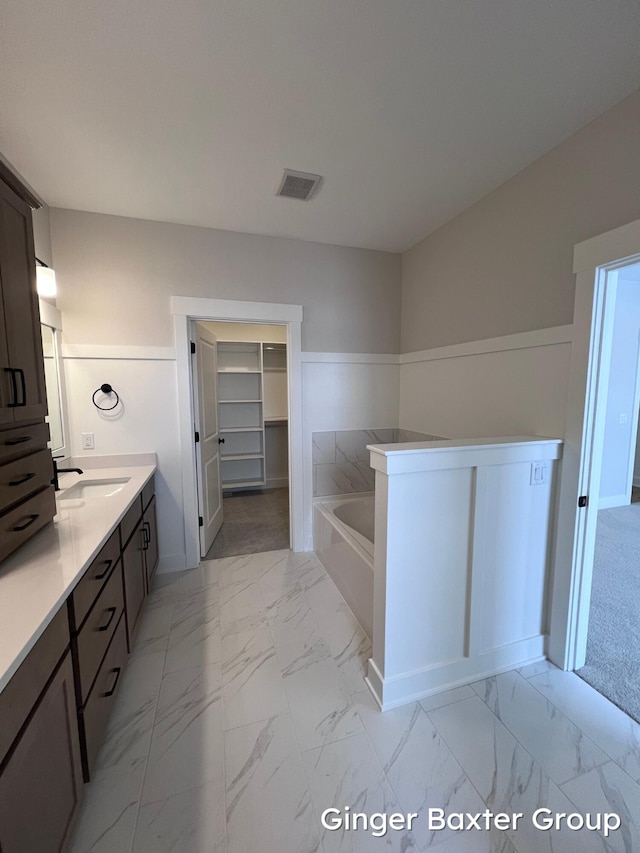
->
xmin=312 ymin=428 xmax=443 ymax=496
xmin=69 ymin=548 xmax=640 ymax=853
xmin=0 ymin=459 xmax=156 ymax=692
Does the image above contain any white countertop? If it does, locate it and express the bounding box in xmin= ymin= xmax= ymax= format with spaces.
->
xmin=0 ymin=461 xmax=156 ymax=693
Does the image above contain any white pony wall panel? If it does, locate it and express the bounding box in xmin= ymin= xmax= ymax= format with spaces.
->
xmin=381 ymin=466 xmax=473 ymax=676
xmin=474 ymin=462 xmax=554 ymax=653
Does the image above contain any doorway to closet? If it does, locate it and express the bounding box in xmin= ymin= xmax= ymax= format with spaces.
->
xmin=192 ymin=320 xmax=291 ymax=560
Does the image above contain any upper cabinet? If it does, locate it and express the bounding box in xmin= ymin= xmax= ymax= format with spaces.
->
xmin=0 ymin=164 xmax=55 ymax=562
xmin=0 ymin=177 xmax=48 ymax=424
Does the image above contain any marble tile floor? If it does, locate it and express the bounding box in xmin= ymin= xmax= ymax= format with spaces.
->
xmin=70 ymin=549 xmax=640 ymax=853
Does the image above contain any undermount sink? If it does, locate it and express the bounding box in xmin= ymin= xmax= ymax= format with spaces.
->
xmin=58 ymin=478 xmax=130 ymax=500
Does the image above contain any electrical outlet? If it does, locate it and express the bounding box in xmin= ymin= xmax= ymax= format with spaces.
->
xmin=81 ymin=432 xmax=95 ymax=450
xmin=620 ymin=413 xmax=628 ymax=424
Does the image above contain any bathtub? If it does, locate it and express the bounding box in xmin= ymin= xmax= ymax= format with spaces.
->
xmin=313 ymin=493 xmax=374 ymax=639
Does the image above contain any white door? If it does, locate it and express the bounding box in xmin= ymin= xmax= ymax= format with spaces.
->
xmin=193 ymin=322 xmax=223 ymax=555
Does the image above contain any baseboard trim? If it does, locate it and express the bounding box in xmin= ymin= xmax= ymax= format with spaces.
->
xmin=366 ymin=636 xmax=546 ymax=710
xmin=157 ymin=553 xmax=188 ymax=574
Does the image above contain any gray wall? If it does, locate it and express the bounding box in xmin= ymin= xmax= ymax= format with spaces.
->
xmin=50 ymin=209 xmax=401 ymax=353
xmin=401 ymin=88 xmax=640 ymax=353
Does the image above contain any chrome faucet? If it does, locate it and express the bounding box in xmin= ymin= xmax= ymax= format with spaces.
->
xmin=51 ymin=455 xmax=84 ymax=492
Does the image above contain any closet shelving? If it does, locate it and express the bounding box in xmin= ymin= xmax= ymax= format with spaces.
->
xmin=217 ymin=342 xmax=265 ymax=489
xmin=216 ymin=340 xmax=288 ymax=491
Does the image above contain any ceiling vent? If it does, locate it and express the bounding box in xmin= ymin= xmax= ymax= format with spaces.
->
xmin=276 ymin=169 xmax=322 ymax=201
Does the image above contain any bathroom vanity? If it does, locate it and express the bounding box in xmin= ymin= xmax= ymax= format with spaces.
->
xmin=0 ymin=460 xmax=157 ymax=853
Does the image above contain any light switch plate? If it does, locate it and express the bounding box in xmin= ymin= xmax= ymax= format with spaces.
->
xmin=530 ymin=461 xmax=549 ymax=485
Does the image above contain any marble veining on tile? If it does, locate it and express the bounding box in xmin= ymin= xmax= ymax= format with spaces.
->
xmin=69 ymin=547 xmax=640 ymax=853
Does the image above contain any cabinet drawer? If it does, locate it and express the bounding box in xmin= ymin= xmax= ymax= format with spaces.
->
xmin=120 ymin=495 xmax=142 ymax=548
xmin=75 ymin=563 xmax=125 ymax=706
xmin=141 ymin=475 xmax=155 ymax=510
xmin=0 ymin=448 xmax=52 ymax=515
xmin=0 ymin=422 xmax=49 ymax=464
xmin=71 ymin=529 xmax=121 ymax=630
xmin=0 ymin=607 xmax=69 ymax=765
xmin=79 ymin=613 xmax=127 ymax=780
xmin=0 ymin=486 xmax=56 ymax=563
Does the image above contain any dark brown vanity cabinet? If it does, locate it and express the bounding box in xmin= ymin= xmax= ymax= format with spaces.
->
xmin=143 ymin=492 xmax=159 ymax=590
xmin=121 ymin=497 xmax=146 ymax=648
xmin=0 ymin=164 xmax=54 ymax=561
xmin=0 ymin=610 xmax=84 ymax=853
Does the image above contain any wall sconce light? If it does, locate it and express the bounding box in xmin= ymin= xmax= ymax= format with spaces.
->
xmin=35 ymin=257 xmax=57 ymax=298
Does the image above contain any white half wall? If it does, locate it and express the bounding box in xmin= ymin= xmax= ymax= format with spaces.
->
xmin=399 ymin=327 xmax=572 ymax=440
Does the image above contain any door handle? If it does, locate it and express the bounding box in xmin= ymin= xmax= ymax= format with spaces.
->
xmin=15 ymin=368 xmax=26 ymax=407
xmin=3 ymin=368 xmax=17 ymax=407
xmin=218 ymin=437 xmax=225 ymax=444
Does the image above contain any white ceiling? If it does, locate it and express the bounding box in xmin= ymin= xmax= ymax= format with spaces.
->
xmin=1 ymin=1 xmax=639 ymax=253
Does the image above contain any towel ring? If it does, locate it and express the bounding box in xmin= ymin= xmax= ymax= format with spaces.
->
xmin=92 ymin=383 xmax=120 ymax=411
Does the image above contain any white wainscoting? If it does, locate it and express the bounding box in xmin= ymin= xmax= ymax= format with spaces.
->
xmin=366 ymin=436 xmax=563 ymax=710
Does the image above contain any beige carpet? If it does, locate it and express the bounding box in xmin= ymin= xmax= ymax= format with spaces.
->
xmin=577 ymin=500 xmax=640 ymax=722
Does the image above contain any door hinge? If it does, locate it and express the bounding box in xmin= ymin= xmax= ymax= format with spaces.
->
xmin=190 ymin=341 xmax=196 ymax=354
xmin=194 ymin=431 xmax=200 ymax=443
xmin=199 ymin=516 xmax=203 ymax=527
xmin=578 ymin=495 xmax=589 ymax=508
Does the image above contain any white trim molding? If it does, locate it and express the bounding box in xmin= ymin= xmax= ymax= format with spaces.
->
xmin=549 ymin=216 xmax=640 ymax=671
xmin=62 ymin=344 xmax=177 ymax=361
xmin=171 ymin=296 xmax=303 ymax=324
xmin=172 ymin=295 xmax=304 ymax=570
xmin=400 ymin=325 xmax=573 ymax=365
xmin=301 ymin=352 xmax=399 ymax=364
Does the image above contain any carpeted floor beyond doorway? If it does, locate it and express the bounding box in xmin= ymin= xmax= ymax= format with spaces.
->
xmin=577 ymin=500 xmax=640 ymax=723
xmin=205 ymin=487 xmax=289 ymax=559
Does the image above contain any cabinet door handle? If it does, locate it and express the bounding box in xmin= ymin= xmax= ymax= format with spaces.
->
xmin=3 ymin=368 xmax=18 ymax=407
xmin=94 ymin=559 xmax=113 ymax=581
xmin=15 ymin=368 xmax=26 ymax=407
xmin=8 ymin=472 xmax=36 ymax=487
xmin=104 ymin=667 xmax=121 ymax=697
xmin=218 ymin=437 xmax=225 ymax=444
xmin=4 ymin=435 xmax=30 ymax=446
xmin=143 ymin=521 xmax=150 ymax=549
xmin=12 ymin=513 xmax=38 ymax=532
xmin=97 ymin=606 xmax=117 ymax=632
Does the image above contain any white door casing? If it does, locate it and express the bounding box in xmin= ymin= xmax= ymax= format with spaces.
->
xmin=173 ymin=296 xmax=303 ymax=571
xmin=549 ymin=217 xmax=640 ymax=671
xmin=193 ymin=322 xmax=223 ymax=555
